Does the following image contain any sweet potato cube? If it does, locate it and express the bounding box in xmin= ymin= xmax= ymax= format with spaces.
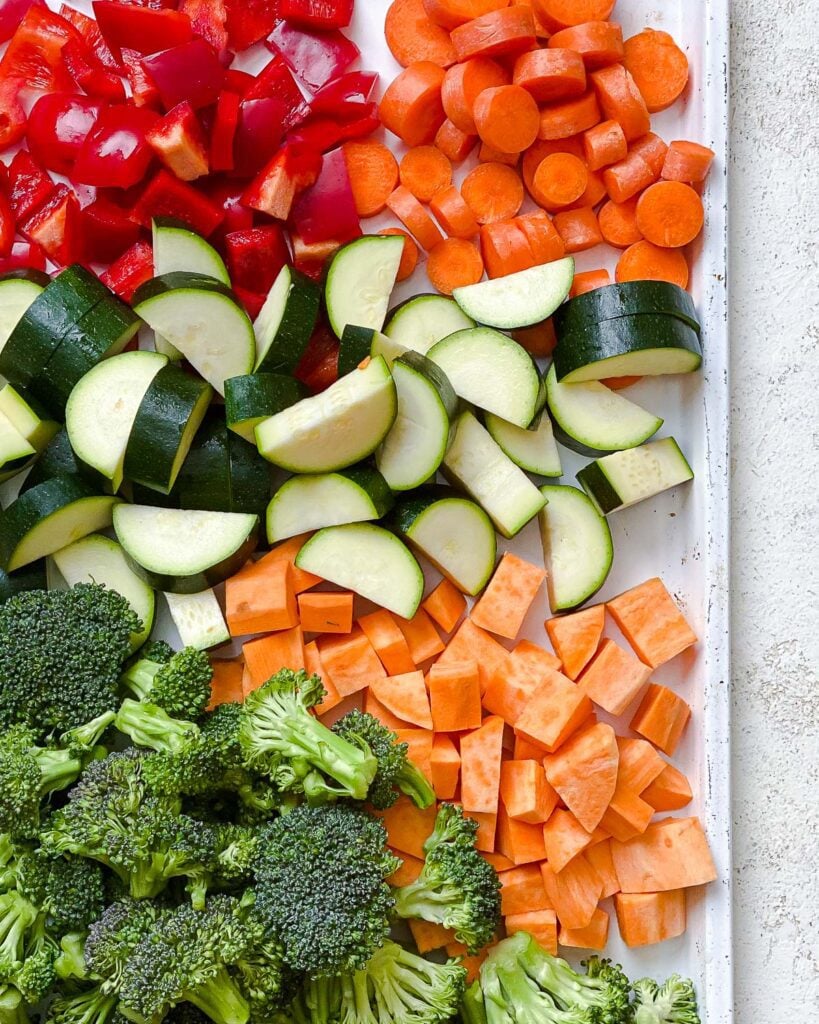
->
xmin=545 ymin=604 xmax=605 ymax=679
xmin=430 ymin=735 xmax=460 ymax=799
xmin=586 ymin=838 xmax=620 ymax=898
xmin=500 ymin=760 xmax=558 ymax=824
xmin=544 ymin=721 xmax=619 ymax=832
xmin=515 ymin=669 xmax=593 ymax=753
xmin=607 ymin=577 xmax=697 ymax=668
xmin=460 ymin=715 xmax=505 ymax=814
xmin=512 ymin=638 xmax=562 ymax=674
xmin=500 ymin=864 xmax=553 ymax=915
xmin=600 ymin=783 xmax=654 ymax=842
xmin=559 ymin=906 xmax=609 ymax=950
xmin=505 ymin=910 xmax=558 ymax=954
xmin=396 ymin=607 xmax=445 ymax=662
xmin=318 ymin=627 xmax=386 ymax=697
xmin=422 ymin=578 xmax=466 ymax=633
xmin=543 ymin=808 xmax=594 ymax=872
xmin=497 ymin=806 xmax=547 ymax=865
xmin=304 ymin=640 xmax=343 ymax=715
xmin=580 ymin=638 xmax=652 ymax=715
xmin=378 ymin=797 xmax=438 ymax=859
xmin=471 ymin=552 xmax=546 ymax=640
xmin=428 ymin=660 xmax=482 ymax=732
xmin=540 ymin=855 xmax=603 ymax=930
xmin=395 ymin=728 xmax=434 ymax=782
xmin=437 ymin=618 xmax=511 ymax=693
xmin=298 ymin=591 xmax=354 ymax=634
xmin=616 ymin=736 xmax=666 ymax=793
xmin=642 ymin=763 xmax=694 ymax=811
xmin=631 ymin=683 xmax=691 ymax=756
xmin=611 ymin=817 xmax=718 ymax=893
xmin=614 ymin=890 xmax=687 ymax=946
xmin=226 ymin=557 xmax=298 ymax=636
xmin=358 ymin=609 xmax=416 ymax=674
xmin=371 ymin=671 xmax=433 ymax=729
xmin=243 ymin=626 xmax=305 ymax=690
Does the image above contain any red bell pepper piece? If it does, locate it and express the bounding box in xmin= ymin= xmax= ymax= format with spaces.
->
xmin=145 ymin=101 xmax=210 ymax=182
xmin=26 ymin=93 xmax=104 ymax=176
xmin=0 ymin=188 xmax=13 ymax=258
xmin=280 ymin=0 xmax=354 ymax=31
xmin=5 ymin=150 xmax=55 ymax=222
xmin=1 ymin=0 xmax=44 ymax=46
xmin=0 ymin=240 xmax=47 ymax=273
xmin=243 ymin=54 xmax=309 ymax=131
xmin=210 ymin=91 xmax=240 ymax=173
xmin=72 ymin=106 xmax=160 ymax=190
xmin=122 ymin=49 xmax=161 ymax=109
xmin=309 ymin=71 xmax=378 ymax=119
xmin=0 ymin=78 xmax=28 ymax=150
xmin=232 ymin=285 xmax=267 ymax=321
xmin=78 ymin=196 xmax=142 ymax=265
xmin=61 ymin=38 xmax=126 ymax=103
xmin=267 ymin=21 xmax=360 ymax=93
xmin=58 ymin=4 xmax=123 ymax=71
xmin=233 ymin=99 xmax=287 ymax=177
xmin=100 ymin=239 xmax=153 ymax=302
xmin=179 ymin=0 xmax=229 ymax=61
xmin=203 ymin=181 xmax=254 ymax=250
xmin=290 ymin=146 xmax=360 ymax=246
xmin=93 ymin=2 xmax=193 ymax=55
xmin=223 ymin=69 xmax=256 ymax=95
xmin=141 ymin=39 xmax=226 ymax=112
xmin=130 ymin=169 xmax=224 ymax=236
xmin=242 ymin=142 xmax=322 ymax=221
xmin=0 ymin=5 xmax=81 ymax=92
xmin=20 ymin=183 xmax=81 ymax=267
xmin=224 ymin=0 xmax=279 ymax=52
xmin=295 ymin=322 xmax=339 ymax=393
xmin=289 ymin=103 xmax=379 ymax=154
xmin=223 ymin=225 xmax=289 ymax=295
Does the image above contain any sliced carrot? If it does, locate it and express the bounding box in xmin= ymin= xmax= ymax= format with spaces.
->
xmin=473 ymin=84 xmax=540 ymax=154
xmin=371 ymin=671 xmax=433 ymax=729
xmin=540 ymin=854 xmax=602 ymax=930
xmin=532 ymin=152 xmax=589 ymax=210
xmin=422 ymin=578 xmax=468 ymax=631
xmin=428 ymin=660 xmax=482 ymax=731
xmin=460 ymin=714 xmax=505 ymax=814
xmin=590 ymin=63 xmax=650 ymax=142
xmin=478 ymin=142 xmax=520 ymax=167
xmin=378 ymin=796 xmax=438 ymax=859
xmin=607 ymin=577 xmax=698 ymax=667
xmin=298 ymin=592 xmax=354 ymax=634
xmin=570 ymin=269 xmax=611 ymax=298
xmin=465 ymin=809 xmax=498 ymax=851
xmin=570 ymin=168 xmax=607 ymax=209
xmin=515 ymin=669 xmax=593 ymax=753
xmin=585 ymin=838 xmax=620 ymax=898
xmin=553 ymin=206 xmax=603 ymax=253
xmin=400 ymin=144 xmax=453 ymax=202
xmin=533 ymin=0 xmax=615 ymax=32
xmin=423 ymin=0 xmax=511 ymax=30
xmin=395 ymin=727 xmax=435 ymax=780
xmin=511 ymin=637 xmax=561 ymax=674
xmin=616 ymin=736 xmax=666 ymax=794
xmin=441 ymin=56 xmax=509 ymax=134
xmin=430 ymin=733 xmax=461 ymax=798
xmin=380 ymin=61 xmax=447 ymax=147
xmin=598 ymin=196 xmax=643 ymax=247
xmin=471 ymin=552 xmax=546 ymax=640
xmin=379 ymin=228 xmax=419 ymax=281
xmin=387 ymin=848 xmax=424 ymax=886
xmin=611 ymin=816 xmax=717 ymax=893
xmin=427 ymin=237 xmax=485 ymax=294
xmin=602 ymin=151 xmax=655 ymax=203
xmin=437 ymin=617 xmax=511 ymax=693
xmin=616 ymin=240 xmax=689 ymax=288
xmin=386 ymin=185 xmax=445 ymax=251
xmin=513 ymin=48 xmax=586 ymax=102
xmin=615 ymin=890 xmax=686 ymax=947
xmin=451 ymin=6 xmax=537 ymax=61
xmin=661 ymin=140 xmax=715 ymax=183
xmin=409 ymin=918 xmax=455 ymax=953
xmin=225 ymin=557 xmax=298 ymax=637
xmin=539 ymin=90 xmax=600 ymax=141
xmin=365 ymin=689 xmax=410 ymax=730
xmin=497 ymin=805 xmax=548 ymax=865
xmin=550 ymin=21 xmax=623 ymax=69
xmin=582 ymin=118 xmax=627 ymax=170
xmin=357 ymin=609 xmax=416 ymax=674
xmin=580 ymin=637 xmax=652 ymax=716
xmin=543 ymin=808 xmax=593 ymax=872
xmin=500 ymin=760 xmax=558 ymax=824
xmin=635 ymin=180 xmax=704 ymax=248
xmin=208 ymin=658 xmax=244 ymax=709
xmin=500 ymin=864 xmax=553 ymax=915
xmin=623 ymin=28 xmax=689 ymax=112
xmin=461 ymin=162 xmax=524 ymax=224
xmin=505 ymin=909 xmax=558 ymax=954
xmin=483 ymin=656 xmax=545 ymax=726
xmin=630 ymin=684 xmax=691 ymax=757
xmin=642 ymin=763 xmax=693 ymax=811
xmin=629 ymin=131 xmax=669 ymax=176
xmin=603 ymin=374 xmax=642 ymax=389
xmin=317 ymin=627 xmax=387 ymax=697
xmin=386 ymin=0 xmax=458 ymax=68
xmin=510 ymin=318 xmax=557 ymax=358
xmin=396 ymin=607 xmax=445 ymax=662
xmin=479 ymin=219 xmax=533 ymax=278
xmin=599 ymin=782 xmax=654 ymax=842
xmin=559 ymin=906 xmax=609 ymax=950
xmin=516 ymin=210 xmax=566 ymax=263
xmin=343 ymin=141 xmax=399 ymax=218
xmin=243 ymin=627 xmax=305 ymax=691
xmin=544 ymin=721 xmax=619 ymax=832
xmin=434 ymin=118 xmax=477 ymax=163
xmin=305 ymin=640 xmax=343 ymax=716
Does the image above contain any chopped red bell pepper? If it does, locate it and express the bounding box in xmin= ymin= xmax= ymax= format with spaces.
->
xmin=6 ymin=150 xmax=56 ymax=222
xmin=79 ymin=196 xmax=142 ymax=264
xmin=295 ymin=322 xmax=339 ymax=393
xmin=0 ymin=240 xmax=47 ymax=273
xmin=179 ymin=0 xmax=229 ymax=61
xmin=1 ymin=0 xmax=44 ymax=46
xmin=224 ymin=0 xmax=279 ymax=52
xmin=93 ymin=2 xmax=193 ymax=55
xmin=223 ymin=224 xmax=289 ymax=294
xmin=0 ymin=5 xmax=80 ymax=92
xmin=202 ymin=179 xmax=254 ymax=249
xmin=232 ymin=285 xmax=267 ymax=321
xmin=142 ymin=39 xmax=226 ymax=112
xmin=0 ymin=77 xmax=28 ymax=150
xmin=290 ymin=146 xmax=360 ymax=246
xmin=100 ymin=239 xmax=153 ymax=302
xmin=280 ymin=0 xmax=353 ymax=31
xmin=292 ymin=232 xmax=341 ymax=280
xmin=289 ymin=103 xmax=378 ymax=153
xmin=242 ymin=142 xmax=322 ymax=221
xmin=267 ymin=21 xmax=360 ymax=93
xmin=58 ymin=4 xmax=123 ymax=71
xmin=0 ymin=188 xmax=13 ymax=257
xmin=210 ymin=91 xmax=240 ymax=173
xmin=122 ymin=49 xmax=161 ymax=109
xmin=233 ymin=98 xmax=287 ymax=177
xmin=223 ymin=69 xmax=256 ymax=95
xmin=145 ymin=101 xmax=209 ymax=182
xmin=61 ymin=38 xmax=126 ymax=103
xmin=26 ymin=93 xmax=104 ymax=176
xmin=130 ymin=169 xmax=224 ymax=236
xmin=309 ymin=71 xmax=378 ymax=119
xmin=20 ymin=183 xmax=81 ymax=266
xmin=243 ymin=54 xmax=309 ymax=131
xmin=72 ymin=105 xmax=160 ymax=190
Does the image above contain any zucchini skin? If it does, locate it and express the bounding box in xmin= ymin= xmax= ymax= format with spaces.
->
xmin=255 ymin=268 xmax=321 ymax=373
xmin=338 ymin=326 xmax=375 ymax=377
xmin=0 ymin=561 xmax=47 ymax=603
xmin=574 ymin=462 xmax=625 ymax=515
xmin=224 ymin=374 xmax=307 ymax=431
xmin=553 ymin=281 xmax=700 ymax=335
xmin=390 ymin=485 xmax=467 ymax=535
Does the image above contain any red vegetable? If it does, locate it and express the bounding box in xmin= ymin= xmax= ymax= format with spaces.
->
xmin=289 ymin=104 xmax=379 ymax=153
xmin=295 ymin=322 xmax=339 ymax=392
xmin=72 ymin=105 xmax=160 ymax=189
xmin=145 ymin=101 xmax=210 ymax=181
xmin=223 ymin=68 xmax=256 ymax=95
xmin=224 ymin=224 xmax=290 ymax=294
xmin=280 ymin=0 xmax=354 ymax=31
xmin=60 ymin=38 xmax=126 ymax=102
xmin=122 ymin=49 xmax=161 ymax=108
xmin=0 ymin=78 xmax=27 ymax=149
xmin=0 ymin=5 xmax=80 ymax=92
xmin=233 ymin=98 xmax=288 ymax=176
xmin=242 ymin=142 xmax=323 ymax=220
xmin=100 ymin=239 xmax=153 ymax=301
xmin=142 ymin=38 xmax=226 ymax=111
xmin=225 ymin=0 xmax=280 ymax=52
xmin=0 ymin=0 xmax=44 ymax=46
xmin=58 ymin=5 xmax=123 ymax=72
xmin=310 ymin=72 xmax=379 ymax=119
xmin=78 ymin=196 xmax=141 ymax=264
xmin=5 ymin=150 xmax=55 ymax=221
xmin=0 ymin=188 xmax=13 ymax=258
xmin=129 ymin=169 xmax=224 ymax=235
xmin=243 ymin=54 xmax=309 ymax=130
xmin=267 ymin=21 xmax=360 ymax=93
xmin=291 ymin=146 xmax=361 ymax=245
xmin=0 ymin=240 xmax=46 ymax=273
xmin=210 ymin=91 xmax=241 ymax=172
xmin=26 ymin=94 xmax=103 ymax=177
xmin=20 ymin=183 xmax=81 ymax=266
xmin=179 ymin=0 xmax=229 ymax=61
xmin=92 ymin=2 xmax=193 ymax=55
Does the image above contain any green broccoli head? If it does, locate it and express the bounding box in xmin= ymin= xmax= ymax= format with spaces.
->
xmin=0 ymin=585 xmax=139 ymax=736
xmin=16 ymin=850 xmax=106 ymax=934
xmin=84 ymin=897 xmax=166 ymax=994
xmin=393 ymin=803 xmax=501 ymax=954
xmin=0 ymin=889 xmax=38 ymax=978
xmin=239 ymin=670 xmax=377 ymax=803
xmin=43 ymin=982 xmax=120 ymax=1024
xmin=0 ymin=982 xmax=28 ymax=1024
xmin=332 ymin=711 xmax=435 ymax=811
xmin=632 ymin=975 xmax=700 ymax=1024
xmin=122 ymin=647 xmax=213 ymax=721
xmin=14 ymin=914 xmax=59 ymax=1003
xmin=114 ymin=698 xmax=200 ymax=755
xmin=253 ymin=802 xmax=400 ymax=978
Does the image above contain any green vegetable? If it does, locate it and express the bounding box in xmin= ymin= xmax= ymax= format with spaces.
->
xmin=632 ymin=975 xmax=701 ymax=1024
xmin=121 ymin=642 xmax=213 ymax=721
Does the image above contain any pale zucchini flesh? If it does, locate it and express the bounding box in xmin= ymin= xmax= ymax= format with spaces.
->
xmin=400 ymin=497 xmax=497 ymax=596
xmin=538 ymin=485 xmax=613 ymax=612
xmin=484 ymin=412 xmax=562 ymax=478
xmin=452 ymin=258 xmax=575 ymax=329
xmin=266 ymin=469 xmax=393 ymax=544
xmin=384 ymin=295 xmax=475 ymax=355
xmin=325 ymin=236 xmax=403 ymax=339
xmin=164 ymin=590 xmax=230 ymax=650
xmin=577 ymin=437 xmax=694 ymax=514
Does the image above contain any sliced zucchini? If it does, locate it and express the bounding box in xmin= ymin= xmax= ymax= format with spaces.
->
xmin=254 ymin=265 xmax=320 ymax=373
xmin=0 ymin=561 xmax=47 ymax=604
xmin=376 ymin=352 xmax=457 ymax=491
xmin=133 ymin=273 xmax=255 ymax=394
xmin=296 ymin=523 xmax=424 ymax=620
xmin=484 ymin=411 xmax=562 ymax=478
xmin=51 ymin=534 xmax=155 ymax=650
xmin=266 ymin=467 xmax=394 ymax=544
xmin=0 ymin=412 xmax=36 ymax=483
xmin=0 ymin=270 xmax=48 ymax=351
xmin=255 ymin=356 xmax=396 ymax=473
xmin=553 ymin=314 xmax=702 ymax=382
xmin=576 ymin=437 xmax=694 ymax=514
xmin=538 ymin=484 xmax=613 ymax=612
xmin=113 ymin=504 xmax=259 ymax=594
xmin=384 ymin=294 xmax=475 ymax=355
xmin=325 ymin=235 xmax=404 ymax=339
xmin=428 ymin=327 xmax=543 ymax=428
xmin=553 ymin=280 xmax=701 ymax=335
xmin=392 ymin=488 xmax=496 ymax=596
xmin=0 ymin=475 xmax=120 ymax=571
xmin=452 ymin=257 xmax=575 ymax=329
xmin=545 ymin=363 xmax=663 ymax=457
xmin=65 ymin=350 xmax=168 ymax=491
xmin=338 ymin=325 xmax=377 ymax=376
xmin=0 ymin=384 xmax=59 ymax=453
xmin=164 ymin=590 xmax=229 ymax=650
xmin=20 ymin=429 xmax=82 ymax=494
xmin=442 ymin=411 xmax=546 ymax=539
xmin=153 ymin=217 xmax=230 ymax=283
xmin=370 ymin=330 xmax=410 ymax=366
xmin=225 ymin=373 xmax=307 ymax=443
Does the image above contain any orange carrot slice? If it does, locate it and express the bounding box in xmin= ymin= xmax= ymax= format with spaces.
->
xmin=386 ymin=184 xmax=445 ymax=250
xmin=532 ymin=152 xmax=589 ymax=210
xmin=400 ymin=144 xmax=453 ymax=202
xmin=661 ymin=140 xmax=715 ymax=183
xmin=461 ymin=161 xmax=525 ymax=224
xmin=635 ymin=180 xmax=704 ymax=248
xmin=427 ymin=238 xmax=485 ymax=295
xmin=423 ymin=0 xmax=511 ymax=31
xmin=386 ymin=0 xmax=458 ymax=68
xmin=434 ymin=118 xmax=477 ymax=163
xmin=602 ymin=150 xmax=655 ymax=203
xmin=539 ymin=90 xmax=601 ymax=140
xmin=623 ymin=28 xmax=689 ymax=112
xmin=610 ymin=817 xmax=717 ymax=893
xmin=598 ymin=196 xmax=643 ymax=247
xmin=549 ymin=21 xmax=623 ymax=69
xmin=379 ymin=227 xmax=419 ymax=281
xmin=590 ymin=63 xmax=650 ymax=141
xmin=513 ymin=48 xmax=586 ymax=103
xmin=630 ymin=132 xmax=669 ymax=175
xmin=442 ymin=56 xmax=509 ymax=133
xmin=380 ymin=61 xmax=447 ymax=147
xmin=614 ymin=890 xmax=687 ymax=947
xmin=343 ymin=141 xmax=399 ymax=217
xmin=510 ymin=318 xmax=558 ymax=358
xmin=473 ymin=84 xmax=540 ymax=154
xmin=553 ymin=206 xmax=603 ymax=253
xmin=582 ymin=117 xmax=627 ymax=170
xmin=616 ymin=240 xmax=689 ymax=288
xmin=570 ymin=269 xmax=611 ymax=297
xmin=451 ymin=6 xmax=537 ymax=61
xmin=533 ymin=0 xmax=615 ymax=32
xmin=544 ymin=722 xmax=619 ymax=831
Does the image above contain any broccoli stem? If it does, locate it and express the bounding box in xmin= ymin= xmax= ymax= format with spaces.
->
xmin=462 ymin=981 xmax=489 ymax=1024
xmin=0 ymin=894 xmax=36 ymax=969
xmin=121 ymin=661 xmax=161 ymax=703
xmin=54 ymin=933 xmax=87 ymax=981
xmin=35 ymin=748 xmax=84 ymax=796
xmin=186 ymin=967 xmax=251 ymax=1024
xmin=395 ymin=762 xmax=436 ymax=809
xmin=61 ymin=711 xmax=116 ymax=752
xmin=393 ymin=879 xmax=459 ymax=921
xmin=521 ymin=949 xmax=605 ymax=1013
xmin=0 ymin=984 xmax=28 ymax=1024
xmin=114 ymin=699 xmax=199 ymax=753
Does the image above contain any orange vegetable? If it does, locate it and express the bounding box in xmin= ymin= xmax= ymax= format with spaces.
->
xmin=471 ymin=552 xmax=546 ymax=640
xmin=642 ymin=763 xmax=693 ymax=811
xmin=500 ymin=760 xmax=558 ymax=824
xmin=428 ymin=660 xmax=482 ymax=732
xmin=387 ymin=849 xmax=424 ymax=886
xmin=400 ymin=144 xmax=453 ymax=202
xmin=297 ymin=591 xmax=353 ymax=634
xmin=607 ymin=577 xmax=698 ymax=667
xmin=514 ymin=734 xmax=547 ymax=760
xmin=616 ymin=736 xmax=666 ymax=793
xmin=631 ymin=684 xmax=691 ymax=757
xmin=456 ymin=947 xmax=492 ymax=984
xmin=516 ymin=210 xmax=566 ymax=263
xmin=570 ymin=269 xmax=611 ymax=297
xmin=559 ymin=906 xmax=609 ymax=950
xmin=570 ymin=168 xmax=607 ymax=209
xmin=451 ymin=6 xmax=537 ymax=61
xmin=602 ymin=374 xmax=642 ymax=389
xmin=380 ymin=61 xmax=447 ymax=147
xmin=511 ymin=638 xmax=562 ymax=674
xmin=430 ymin=734 xmax=461 ymax=798
xmin=461 ymin=162 xmax=524 ymax=224
xmin=615 ymin=890 xmax=687 ymax=947
xmin=590 ymin=63 xmax=650 ymax=142
xmin=305 ymin=640 xmax=343 ymax=716
xmin=243 ymin=627 xmax=305 ymax=692
xmin=497 ymin=806 xmax=548 ymax=865
xmin=263 ymin=535 xmax=322 ymax=593
xmin=370 ymin=671 xmax=433 ymax=729
xmin=484 ymin=657 xmax=545 ymax=726
xmin=515 ymin=669 xmax=593 ymax=753
xmin=480 ymin=219 xmax=534 ymax=278
xmin=623 ymin=28 xmax=689 ymax=112
xmin=544 ymin=722 xmax=619 ymax=832
xmin=635 ymin=180 xmax=704 ymax=248
xmin=358 ymin=609 xmax=416 ymax=675
xmin=543 ymin=808 xmax=593 ymax=872
xmin=533 ymin=0 xmax=615 ymax=32
xmin=580 ymin=638 xmax=652 ymax=716
xmin=465 ymin=810 xmax=498 ymax=851
xmin=396 ymin=607 xmax=445 ymax=663
xmin=423 ymin=0 xmax=512 ymax=31
xmin=539 ymin=91 xmax=601 ymax=140
xmin=599 ymin=782 xmax=654 ymax=842
xmin=513 ymin=48 xmax=586 ymax=103
xmin=482 ymin=851 xmax=516 ymax=873
xmin=409 ymin=919 xmax=455 ymax=954
xmin=532 ymin=152 xmax=589 ymax=210
xmin=553 ymin=206 xmax=603 ymax=253
xmin=616 ymin=240 xmax=689 ymax=288
xmin=582 ymin=118 xmax=627 ymax=170
xmin=585 ymin=838 xmax=620 ymax=898
xmin=661 ymin=140 xmax=715 ymax=183
xmin=473 ymin=84 xmax=540 ymax=154
xmin=510 ymin=318 xmax=558 ymax=358
xmin=427 ymin=238 xmax=485 ymax=294
xmin=365 ymin=690 xmax=410 ymax=731
xmin=505 ymin=909 xmax=558 ymax=954
xmin=379 ymin=228 xmax=420 ymax=281
xmin=611 ymin=816 xmax=717 ymax=893
xmin=225 ymin=557 xmax=298 ymax=637
xmin=317 ymin=627 xmax=386 ymax=696
xmin=602 ymin=151 xmax=655 ymax=203
xmin=442 ymin=56 xmax=509 ymax=134
xmin=460 ymin=715 xmax=505 ymax=814
xmin=540 ymin=854 xmax=603 ymax=929
xmin=500 ymin=864 xmax=553 ymax=915
xmin=549 ymin=21 xmax=623 ymax=69
xmin=630 ymin=131 xmax=669 ymax=175
xmin=437 ymin=618 xmax=511 ymax=693
xmin=598 ymin=196 xmax=643 ymax=247
xmin=422 ymin=578 xmax=468 ymax=631
xmin=342 ymin=141 xmax=399 ymax=218
xmin=395 ymin=727 xmax=435 ymax=780
xmin=386 ymin=184 xmax=446 ymax=251
xmin=378 ymin=797 xmax=438 ymax=859
xmin=208 ymin=658 xmax=244 ymax=709
xmin=385 ymin=0 xmax=458 ymax=68
xmin=478 ymin=142 xmax=520 ymax=167
xmin=434 ymin=118 xmax=477 ymax=163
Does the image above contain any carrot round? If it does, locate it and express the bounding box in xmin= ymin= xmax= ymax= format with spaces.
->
xmin=480 ymin=219 xmax=534 ymax=278
xmin=510 ymin=318 xmax=557 ymax=357
xmin=342 ymin=141 xmax=399 ymax=218
xmin=473 ymin=84 xmax=540 ymax=154
xmin=582 ymin=118 xmax=627 ymax=170
xmin=662 ymin=140 xmax=715 ymax=183
xmin=539 ymin=91 xmax=601 ymax=140
xmin=427 ymin=237 xmax=485 ymax=294
xmin=630 ymin=132 xmax=669 ymax=176
xmin=513 ymin=48 xmax=586 ymax=103
xmin=380 ymin=61 xmax=447 ymax=147
xmin=386 ymin=0 xmax=458 ymax=68
xmin=635 ymin=181 xmax=704 ymax=248
xmin=590 ymin=64 xmax=650 ymax=142
xmin=386 ymin=184 xmax=445 ymax=251
xmin=623 ymin=28 xmax=689 ymax=112
xmin=442 ymin=57 xmax=509 ymax=133
xmin=601 ymin=151 xmax=655 ymax=203
xmin=548 ymin=21 xmax=624 ymax=69
xmin=517 ymin=210 xmax=566 ymax=264
xmin=570 ymin=268 xmax=611 ymax=297
xmin=380 ymin=228 xmax=420 ymax=281
xmin=461 ymin=161 xmax=525 ymax=223
xmin=399 ymin=145 xmax=453 ymax=202
xmin=616 ymin=240 xmax=689 ymax=288
xmin=478 ymin=142 xmax=519 ymax=166
xmin=602 ymin=375 xmax=642 ymax=389
xmin=533 ymin=0 xmax=615 ymax=32
xmin=552 ymin=206 xmax=603 ymax=253
xmin=598 ymin=197 xmax=643 ymax=247
xmin=532 ymin=152 xmax=589 ymax=210
xmin=423 ymin=0 xmax=511 ymax=30
xmin=434 ymin=119 xmax=477 ymax=163
xmin=523 ymin=137 xmax=584 ymax=198
xmin=450 ymin=6 xmax=537 ymax=61
xmin=429 ymin=185 xmax=480 ymax=238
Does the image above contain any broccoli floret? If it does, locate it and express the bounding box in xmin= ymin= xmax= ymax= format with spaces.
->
xmin=84 ymin=898 xmax=166 ymax=994
xmin=55 ymin=932 xmax=88 ymax=981
xmin=15 ymin=914 xmax=58 ymax=1003
xmin=0 ymin=890 xmax=37 ymax=977
xmin=631 ymin=975 xmax=699 ymax=1024
xmin=16 ymin=851 xmax=106 ymax=934
xmin=122 ymin=647 xmax=213 ymax=721
xmin=114 ymin=699 xmax=200 ymax=754
xmin=332 ymin=711 xmax=435 ymax=810
xmin=393 ymin=804 xmax=500 ymax=954
xmin=0 ymin=585 xmax=139 ymax=736
xmin=0 ymin=984 xmax=27 ymax=1024
xmin=239 ymin=670 xmax=377 ymax=803
xmin=232 ymin=898 xmax=294 ymax=1022
xmin=118 ymin=896 xmax=253 ymax=1024
xmin=253 ymin=803 xmax=399 ymax=978
xmin=43 ymin=982 xmax=119 ymax=1024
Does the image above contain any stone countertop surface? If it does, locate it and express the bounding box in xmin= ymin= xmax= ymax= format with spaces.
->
xmin=729 ymin=0 xmax=818 ymax=1018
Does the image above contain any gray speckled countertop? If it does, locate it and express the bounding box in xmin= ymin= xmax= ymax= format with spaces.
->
xmin=729 ymin=1 xmax=819 ymax=1017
